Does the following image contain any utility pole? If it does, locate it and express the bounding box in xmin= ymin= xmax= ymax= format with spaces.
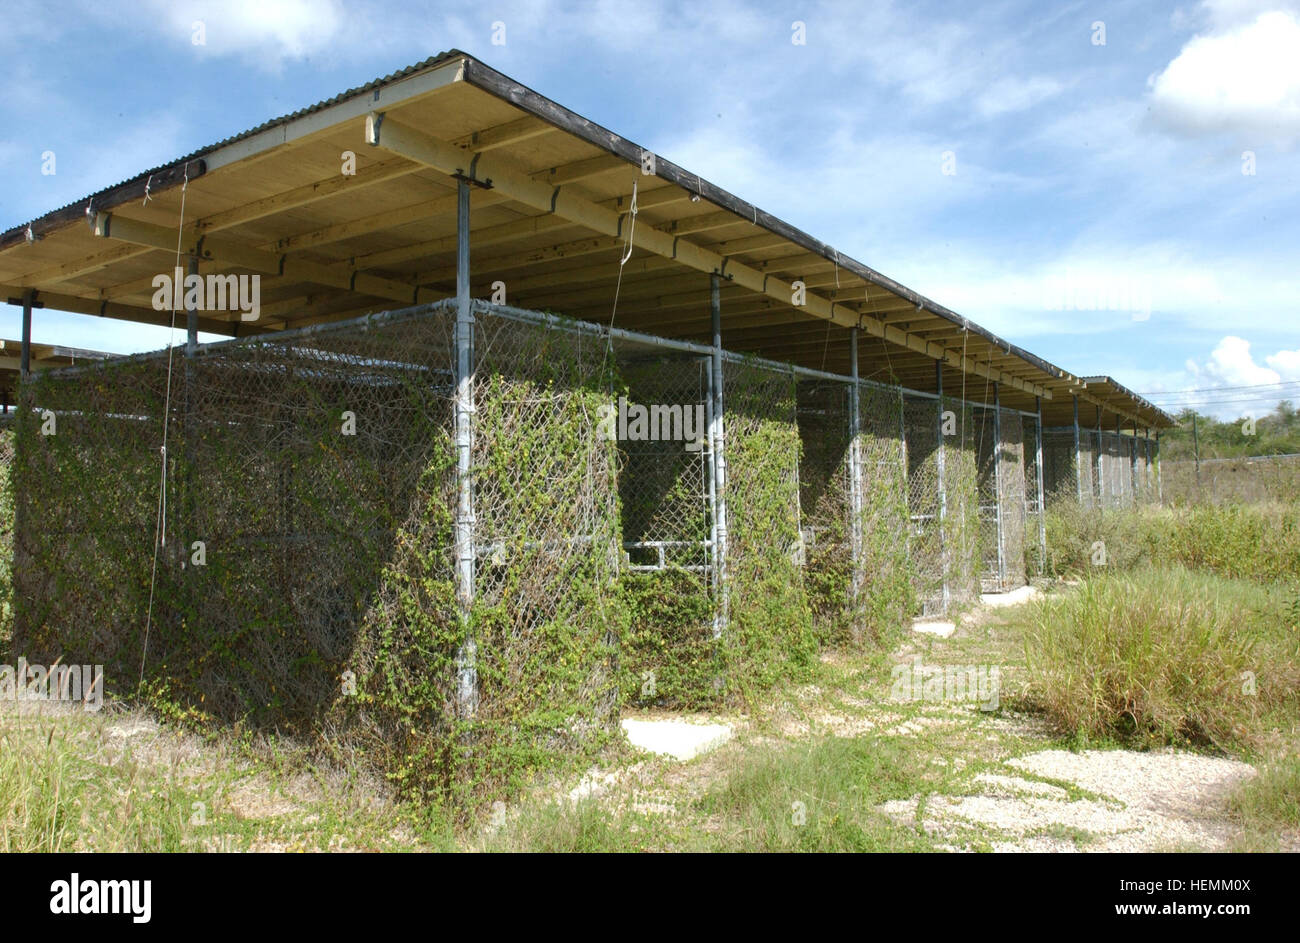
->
xmin=1192 ymin=412 xmax=1201 ymax=488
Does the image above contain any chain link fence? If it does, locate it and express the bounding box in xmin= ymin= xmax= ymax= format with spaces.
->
xmin=722 ymin=358 xmax=816 ymax=696
xmin=1022 ymin=411 xmax=1046 ymax=577
xmin=12 ymin=297 xmax=1077 ymax=804
xmin=614 ymin=341 xmax=717 ymax=708
xmin=942 ymin=397 xmax=982 ymax=609
xmin=796 ymin=377 xmax=855 ymax=643
xmin=902 ymin=393 xmax=944 ymax=615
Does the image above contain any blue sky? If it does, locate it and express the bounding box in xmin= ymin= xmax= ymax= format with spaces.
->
xmin=1 ymin=0 xmax=1297 ymax=418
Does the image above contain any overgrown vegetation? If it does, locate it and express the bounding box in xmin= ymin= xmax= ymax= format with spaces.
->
xmin=0 ymin=428 xmax=12 ymax=648
xmin=696 ymin=737 xmax=938 ymax=851
xmin=1 ymin=708 xmax=201 ymax=852
xmin=1014 ymin=567 xmax=1300 ymax=752
xmin=1044 ymin=499 xmax=1300 ymax=585
xmin=720 ymin=361 xmax=818 ymax=697
xmin=477 ymin=737 xmax=939 ymax=853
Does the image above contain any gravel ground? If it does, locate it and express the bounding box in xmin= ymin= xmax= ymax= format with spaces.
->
xmin=879 ymin=748 xmax=1258 ymax=852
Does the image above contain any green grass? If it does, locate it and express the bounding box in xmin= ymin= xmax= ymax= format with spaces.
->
xmin=477 ymin=736 xmax=941 ymax=852
xmin=696 ymin=736 xmax=938 ymax=851
xmin=1230 ymin=757 xmax=1300 ymax=830
xmin=1011 ymin=566 xmax=1300 ymax=753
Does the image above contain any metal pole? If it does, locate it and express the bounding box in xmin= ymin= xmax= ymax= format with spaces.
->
xmin=1143 ymin=428 xmax=1152 ymax=502
xmin=185 ymin=256 xmax=199 ymax=356
xmin=710 ymin=272 xmax=728 ymax=641
xmin=454 ymin=178 xmax=477 ymax=716
xmin=184 ymin=255 xmax=199 ymax=548
xmin=935 ymin=361 xmax=949 ymax=611
xmin=1192 ymin=413 xmax=1201 ymax=488
xmin=992 ymin=382 xmax=1005 ymax=591
xmin=1116 ymin=415 xmax=1125 ymax=506
xmin=1035 ymin=395 xmax=1046 ymax=573
xmin=20 ymin=289 xmax=33 ymax=378
xmin=1130 ymin=420 xmax=1139 ymax=506
xmin=1095 ymin=406 xmax=1104 ymax=507
xmin=704 ymin=354 xmax=719 ymax=592
xmin=1072 ymin=394 xmax=1082 ymax=507
xmin=848 ymin=329 xmax=863 ymax=611
xmin=1156 ymin=432 xmax=1163 ymax=503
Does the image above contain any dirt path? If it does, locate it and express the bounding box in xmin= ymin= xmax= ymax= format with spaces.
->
xmin=601 ymin=586 xmax=1265 ymax=852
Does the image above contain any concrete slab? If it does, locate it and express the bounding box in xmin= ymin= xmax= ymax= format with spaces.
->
xmin=621 ymin=718 xmax=733 ymax=761
xmin=912 ymin=620 xmax=956 ymax=637
xmin=979 ymin=584 xmax=1041 ymax=608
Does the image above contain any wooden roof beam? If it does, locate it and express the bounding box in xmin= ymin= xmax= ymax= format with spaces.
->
xmin=91 ymin=213 xmax=441 ymax=308
xmin=365 ymin=113 xmax=1049 ymax=399
xmin=0 ymin=284 xmax=257 ymax=336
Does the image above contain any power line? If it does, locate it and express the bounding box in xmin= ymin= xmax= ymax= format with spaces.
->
xmin=1140 ymin=378 xmax=1300 ymax=396
xmin=1155 ymin=392 xmax=1298 ymax=406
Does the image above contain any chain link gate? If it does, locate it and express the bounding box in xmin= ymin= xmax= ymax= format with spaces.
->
xmin=467 ymin=303 xmax=624 ymax=777
xmin=14 ymin=353 xmax=179 ymax=675
xmin=972 ymin=403 xmax=1001 ymax=591
xmin=858 ymin=383 xmax=915 ymax=634
xmin=942 ymin=396 xmax=982 ymax=608
xmin=1042 ymin=427 xmax=1078 ymax=505
xmin=1083 ymin=428 xmax=1101 ymax=509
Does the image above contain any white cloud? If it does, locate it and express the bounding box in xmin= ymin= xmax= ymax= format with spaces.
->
xmin=1191 ymin=335 xmax=1283 ymax=385
xmin=1264 ymin=347 xmax=1300 ymax=375
xmin=1145 ymin=335 xmax=1300 ymax=417
xmin=138 ymin=0 xmax=347 ymax=67
xmin=975 ymin=76 xmax=1064 ymax=118
xmin=1149 ymin=9 xmax=1300 ymax=140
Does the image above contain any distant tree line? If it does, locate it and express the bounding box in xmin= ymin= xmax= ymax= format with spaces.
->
xmin=1160 ymin=401 xmax=1300 ymax=461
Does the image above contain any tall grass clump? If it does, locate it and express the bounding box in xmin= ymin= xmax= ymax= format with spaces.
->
xmin=0 ymin=708 xmax=195 ymax=852
xmin=1015 ymin=567 xmax=1300 ymax=752
xmin=1145 ymin=502 xmax=1300 ymax=584
xmin=1044 ymin=500 xmax=1300 ymax=586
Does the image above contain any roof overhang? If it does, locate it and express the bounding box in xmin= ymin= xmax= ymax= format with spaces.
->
xmin=0 ymin=50 xmax=1173 ymax=430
